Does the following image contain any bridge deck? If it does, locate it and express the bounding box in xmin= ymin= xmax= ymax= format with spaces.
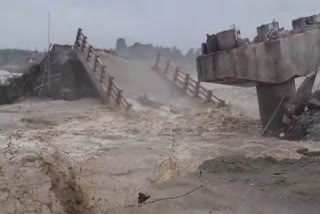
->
xmin=100 ymin=55 xmax=201 ymax=108
xmin=197 ymin=29 xmax=320 ymax=85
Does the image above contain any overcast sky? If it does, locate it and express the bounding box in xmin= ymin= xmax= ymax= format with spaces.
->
xmin=0 ymin=0 xmax=319 ymax=52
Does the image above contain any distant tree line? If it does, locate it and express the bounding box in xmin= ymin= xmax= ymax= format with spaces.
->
xmin=0 ymin=49 xmax=33 ymax=67
xmin=115 ymin=38 xmax=201 ymax=61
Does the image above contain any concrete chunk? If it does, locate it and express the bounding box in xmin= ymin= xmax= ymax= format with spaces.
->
xmin=257 ymin=21 xmax=280 ymax=37
xmin=308 ymin=98 xmax=320 ymax=109
xmin=216 ymin=29 xmax=237 ymax=51
xmin=206 ymin=34 xmax=219 ymax=53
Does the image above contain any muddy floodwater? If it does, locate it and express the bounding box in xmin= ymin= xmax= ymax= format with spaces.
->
xmin=0 ymin=96 xmax=318 ymax=214
xmin=0 ymin=57 xmax=320 ymax=213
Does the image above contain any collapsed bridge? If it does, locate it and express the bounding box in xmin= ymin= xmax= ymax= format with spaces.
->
xmin=0 ymin=28 xmax=223 ymax=111
xmin=197 ymin=14 xmax=320 ymax=134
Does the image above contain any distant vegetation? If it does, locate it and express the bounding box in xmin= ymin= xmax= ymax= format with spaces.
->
xmin=0 ymin=49 xmax=32 ymax=67
xmin=116 ymin=38 xmax=201 ymax=61
xmin=0 ymin=49 xmax=34 ymax=73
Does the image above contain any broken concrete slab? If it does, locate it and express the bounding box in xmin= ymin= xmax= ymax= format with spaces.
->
xmin=206 ymin=34 xmax=219 ymax=54
xmin=216 ymin=29 xmax=238 ymax=51
xmin=295 ymin=69 xmax=318 ymax=110
xmin=308 ymin=98 xmax=320 ymax=109
xmin=0 ymin=44 xmax=99 ymax=105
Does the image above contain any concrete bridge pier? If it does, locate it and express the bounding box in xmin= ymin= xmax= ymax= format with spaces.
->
xmin=256 ymin=79 xmax=296 ymax=133
xmin=197 ymin=27 xmax=320 ymax=134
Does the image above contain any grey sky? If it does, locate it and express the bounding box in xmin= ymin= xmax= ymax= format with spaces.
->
xmin=0 ymin=0 xmax=319 ymax=52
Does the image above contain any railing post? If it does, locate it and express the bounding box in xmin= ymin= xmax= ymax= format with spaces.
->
xmin=164 ymin=60 xmax=170 ymax=74
xmin=75 ymin=28 xmax=82 ymax=46
xmin=94 ymin=55 xmax=99 ymax=72
xmin=116 ymin=90 xmax=122 ymax=106
xmin=206 ymin=90 xmax=213 ymax=103
xmin=174 ymin=67 xmax=179 ymax=81
xmin=126 ymin=103 xmax=132 ymax=112
xmin=194 ymin=82 xmax=200 ymax=97
xmin=183 ymin=74 xmax=190 ymax=91
xmin=153 ymin=54 xmax=161 ymax=71
xmin=81 ymin=36 xmax=87 ymax=52
xmin=87 ymin=46 xmax=93 ymax=61
xmin=107 ymin=77 xmax=114 ymax=97
xmin=100 ymin=65 xmax=106 ymax=83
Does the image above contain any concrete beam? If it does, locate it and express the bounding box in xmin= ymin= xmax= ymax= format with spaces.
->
xmin=197 ymin=29 xmax=320 ymax=85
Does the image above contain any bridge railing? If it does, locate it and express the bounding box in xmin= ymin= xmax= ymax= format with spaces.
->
xmin=74 ymin=29 xmax=132 ymax=111
xmin=152 ymin=54 xmax=225 ymax=105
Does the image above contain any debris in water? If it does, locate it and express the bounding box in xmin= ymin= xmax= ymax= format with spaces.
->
xmin=136 ymin=95 xmax=164 ymax=109
xmin=138 ymin=192 xmax=151 ymax=204
xmin=297 ymin=148 xmax=320 ymax=157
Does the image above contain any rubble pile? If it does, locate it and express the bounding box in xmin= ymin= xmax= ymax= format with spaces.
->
xmin=253 ymin=20 xmax=290 ymax=43
xmin=0 ymin=45 xmax=98 ymax=105
xmin=292 ymin=14 xmax=320 ymax=34
xmin=281 ymin=71 xmax=320 ymax=141
xmin=202 ymin=28 xmax=250 ymax=55
xmin=284 ymin=91 xmax=320 ymax=141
